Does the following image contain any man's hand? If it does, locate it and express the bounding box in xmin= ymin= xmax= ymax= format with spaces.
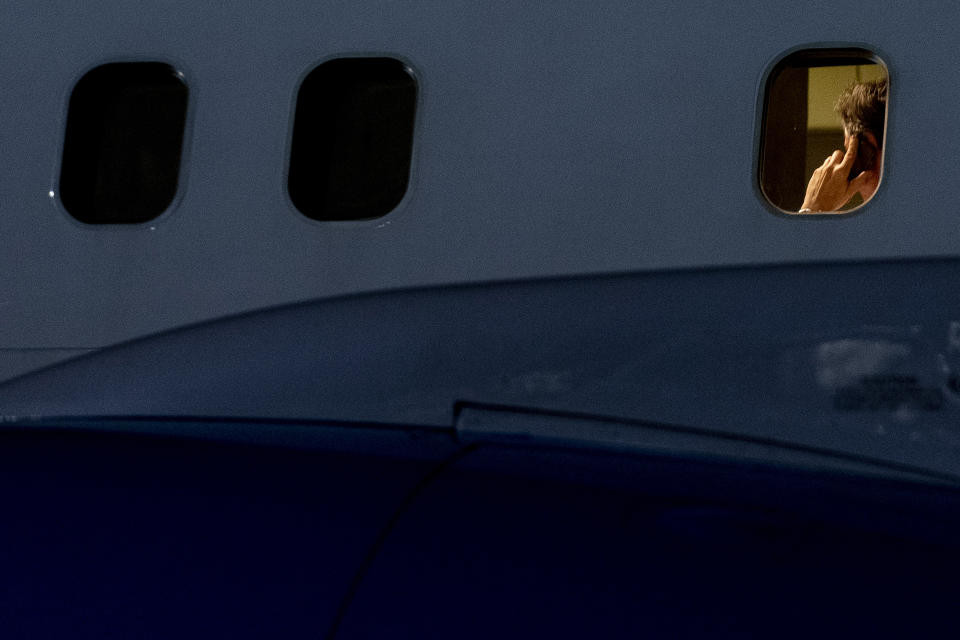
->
xmin=800 ymin=136 xmax=878 ymax=212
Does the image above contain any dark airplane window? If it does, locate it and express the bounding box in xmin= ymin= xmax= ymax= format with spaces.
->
xmin=759 ymin=49 xmax=888 ymax=214
xmin=288 ymin=57 xmax=417 ymax=221
xmin=60 ymin=62 xmax=189 ymax=224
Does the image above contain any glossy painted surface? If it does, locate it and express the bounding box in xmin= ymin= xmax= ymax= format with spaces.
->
xmin=3 ymin=263 xmax=959 ymax=480
xmin=0 ymin=2 xmax=955 ymax=359
xmin=3 ymin=424 xmax=957 ymax=638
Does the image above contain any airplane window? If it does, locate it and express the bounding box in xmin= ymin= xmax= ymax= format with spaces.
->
xmin=59 ymin=62 xmax=189 ymax=224
xmin=288 ymin=57 xmax=417 ymax=221
xmin=759 ymin=49 xmax=888 ymax=214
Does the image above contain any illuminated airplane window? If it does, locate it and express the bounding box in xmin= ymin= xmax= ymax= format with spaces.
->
xmin=288 ymin=57 xmax=417 ymax=221
xmin=759 ymin=49 xmax=888 ymax=214
xmin=60 ymin=63 xmax=189 ymax=224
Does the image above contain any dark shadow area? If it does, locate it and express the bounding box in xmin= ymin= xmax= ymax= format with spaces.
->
xmin=288 ymin=57 xmax=417 ymax=221
xmin=60 ymin=62 xmax=188 ymax=224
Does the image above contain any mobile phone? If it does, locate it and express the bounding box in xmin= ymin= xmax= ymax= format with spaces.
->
xmin=848 ymin=133 xmax=877 ymax=181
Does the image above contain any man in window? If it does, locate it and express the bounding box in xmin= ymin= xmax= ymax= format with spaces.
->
xmin=800 ymin=78 xmax=887 ymax=213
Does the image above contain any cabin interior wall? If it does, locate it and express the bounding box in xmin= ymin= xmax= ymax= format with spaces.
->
xmin=761 ymin=67 xmax=808 ymax=210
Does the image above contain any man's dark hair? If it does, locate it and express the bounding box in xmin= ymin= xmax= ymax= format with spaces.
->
xmin=835 ymin=78 xmax=887 ymax=147
xmin=836 ymin=77 xmax=887 ymax=175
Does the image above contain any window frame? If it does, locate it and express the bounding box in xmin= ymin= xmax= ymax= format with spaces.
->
xmin=756 ymin=46 xmax=891 ymax=217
